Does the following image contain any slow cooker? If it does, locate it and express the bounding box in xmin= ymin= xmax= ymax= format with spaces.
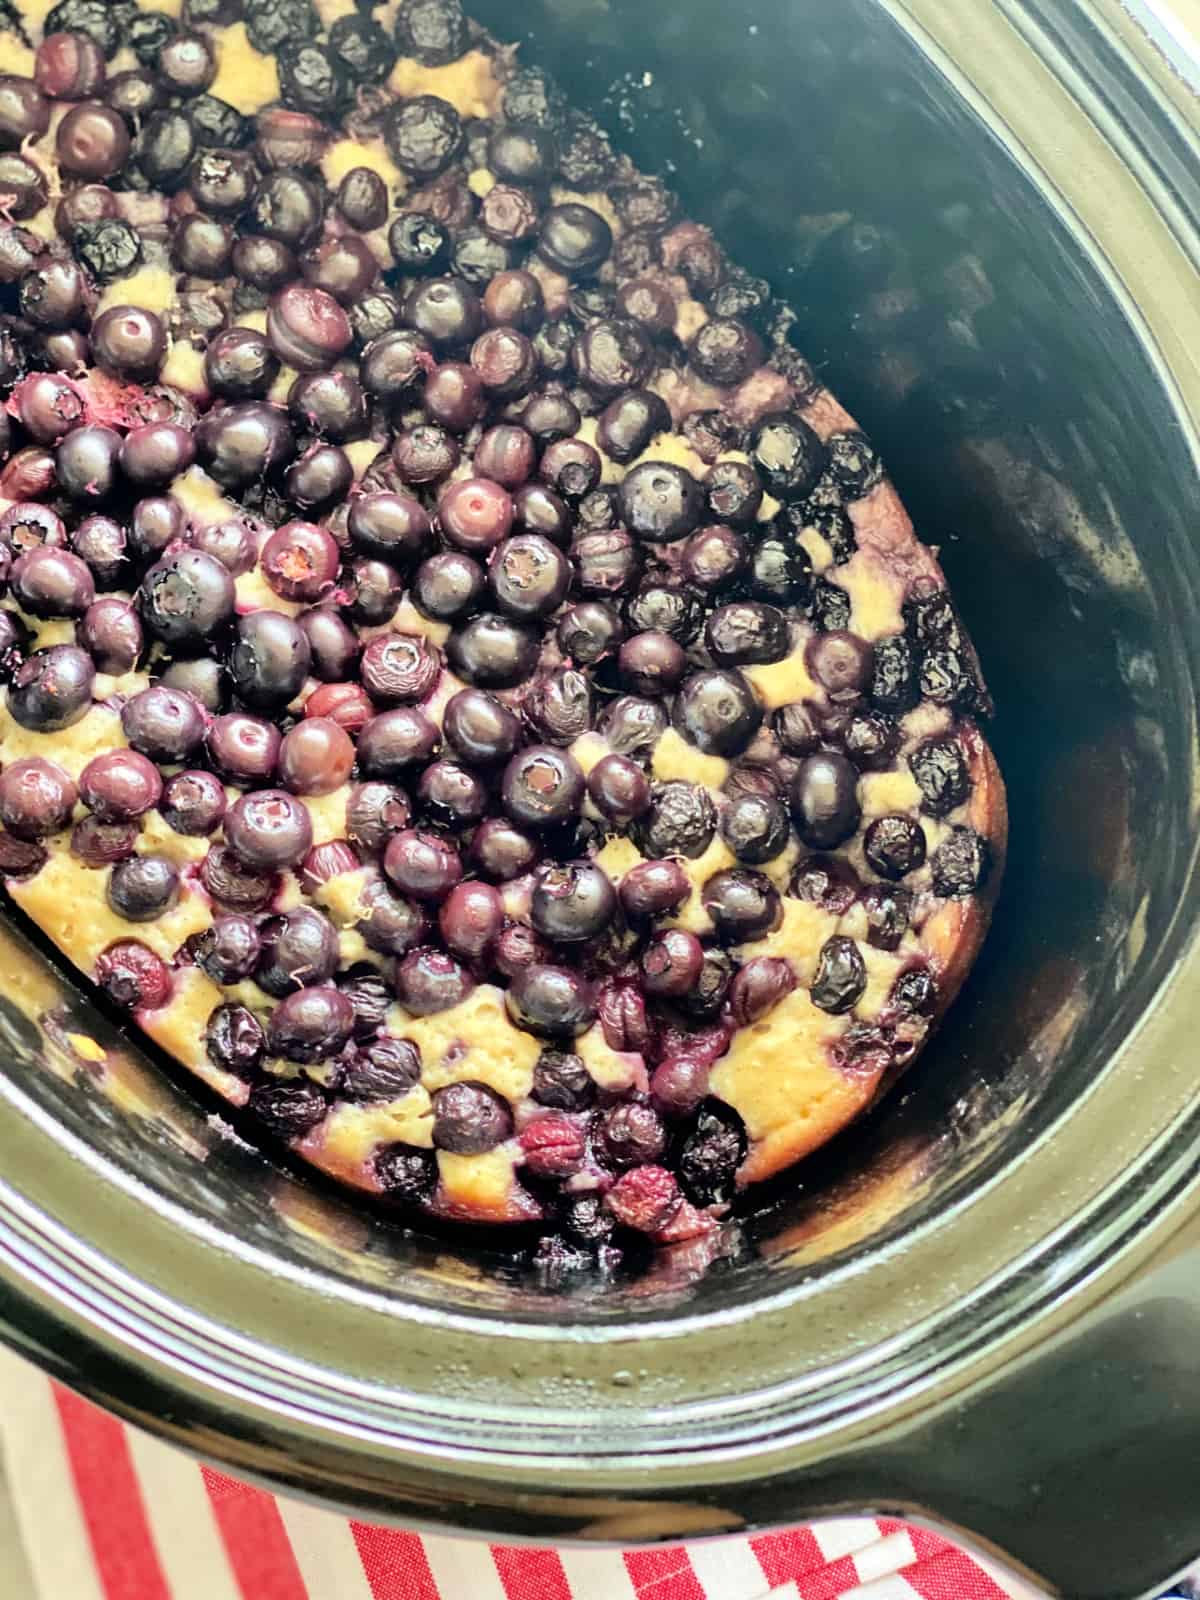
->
xmin=0 ymin=1 xmax=1197 ymax=1596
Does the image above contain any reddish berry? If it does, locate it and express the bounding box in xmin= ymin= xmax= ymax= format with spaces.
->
xmin=603 ymin=1165 xmax=682 ymax=1233
xmin=520 ymin=1115 xmax=586 ymax=1180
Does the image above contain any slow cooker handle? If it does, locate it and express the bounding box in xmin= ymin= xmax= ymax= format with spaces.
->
xmin=862 ymin=1230 xmax=1200 ymax=1598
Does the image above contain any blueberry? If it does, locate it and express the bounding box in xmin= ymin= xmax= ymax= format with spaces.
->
xmin=871 ymin=633 xmax=916 ymax=713
xmin=531 ymin=860 xmax=617 ymax=943
xmin=358 ymin=707 xmax=440 ymax=779
xmin=624 ymin=583 xmax=702 ymax=642
xmin=619 ymin=631 xmax=686 ymax=697
xmin=790 ymin=753 xmax=861 ymax=850
xmin=532 ymin=1048 xmax=595 ymax=1111
xmin=360 ymin=632 xmax=441 ymax=706
xmin=0 ymin=757 xmax=77 ymax=839
xmin=201 ymin=843 xmax=278 ymax=913
xmin=641 ymin=928 xmax=704 ymax=998
xmin=539 ymin=203 xmax=612 ymax=277
xmin=138 ymin=549 xmax=235 ymax=652
xmin=107 ymin=854 xmax=179 ymax=922
xmin=931 ymin=826 xmax=989 ymax=898
xmin=524 ymin=667 xmax=593 ymax=747
xmin=811 ymin=576 xmax=852 ymax=633
xmin=383 ymin=95 xmax=462 ymax=180
xmin=501 ymin=745 xmax=584 ymax=829
xmin=706 ymin=602 xmax=790 ymax=666
xmin=501 ymin=65 xmax=565 ymax=131
xmin=205 ymin=1004 xmax=265 ymax=1078
xmin=438 ymin=879 xmax=503 ymax=962
xmin=79 ymin=750 xmax=160 ymax=821
xmin=618 ymin=460 xmax=703 ymax=544
xmin=432 ymin=1080 xmax=512 ymax=1154
xmin=637 ymin=781 xmax=716 ymax=860
xmin=256 ymin=907 xmax=338 ymax=995
xmin=339 ymin=969 xmax=393 ymax=1042
xmin=752 ymin=411 xmax=827 ymax=500
xmin=729 ymin=957 xmax=796 ymax=1025
xmin=446 ymin=612 xmax=538 ymax=688
xmin=277 ymin=41 xmax=348 ymax=118
xmin=341 ymin=1036 xmax=421 ymax=1101
xmin=11 ymin=547 xmax=94 ymax=618
xmin=206 ymin=712 xmax=280 ymax=786
xmin=571 ymin=527 xmax=640 ymax=596
xmin=393 ymin=0 xmax=467 ymax=65
xmin=810 ymin=935 xmax=867 ymax=1014
xmin=678 ymin=1100 xmax=745 ymax=1205
xmin=374 ymin=1143 xmax=437 ymax=1203
xmin=571 ymin=318 xmax=652 ymax=396
xmin=7 ymin=644 xmax=94 ymax=731
xmin=702 ymin=868 xmax=780 ymax=942
xmin=587 ymin=754 xmax=651 ymax=824
xmin=488 ymin=534 xmax=570 ymax=619
xmin=892 ymin=965 xmax=937 ymax=1016
xmin=248 ymin=1078 xmax=329 ymax=1139
xmin=745 ymin=532 xmax=813 ymax=606
xmin=384 ymin=828 xmax=462 ymax=902
xmin=389 ymin=210 xmax=450 ymax=276
xmin=720 ymin=793 xmax=790 ymax=864
xmin=842 ymin=712 xmax=900 ymax=770
xmin=862 ymin=884 xmax=910 ymax=951
xmin=909 ymin=737 xmax=971 ymax=817
xmin=468 ymin=816 xmax=539 ymax=882
xmin=329 ymin=14 xmax=395 ymax=85
xmin=864 ymin=815 xmax=926 ymax=881
xmin=245 ymin=0 xmax=318 ymax=54
xmin=619 ymin=859 xmax=690 ymax=920
xmin=160 ymin=770 xmax=226 ymax=836
xmin=826 ymin=430 xmax=884 ymax=499
xmin=674 ymin=669 xmax=763 ymax=757
xmin=599 ymin=1102 xmax=665 ymax=1169
xmin=267 ymin=985 xmax=355 ymax=1063
xmin=557 ymin=600 xmax=622 ymax=665
xmin=229 ymin=610 xmax=311 ymax=711
xmin=224 ymin=789 xmax=314 ymax=870
xmin=507 ymin=964 xmax=595 ymax=1038
xmin=395 ymin=946 xmax=474 ymax=1014
xmin=191 ymin=915 xmax=261 ymax=985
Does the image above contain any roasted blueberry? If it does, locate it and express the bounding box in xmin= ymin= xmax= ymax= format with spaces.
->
xmin=624 ymin=582 xmax=702 ymax=643
xmin=810 ymin=935 xmax=867 ymax=1014
xmin=637 ymin=780 xmax=716 ymax=859
xmin=931 ymin=825 xmax=989 ymax=898
xmin=524 ymin=667 xmax=592 ymax=745
xmin=720 ymin=793 xmax=790 ymax=864
xmin=678 ymin=1100 xmax=746 ymax=1205
xmin=909 ymin=737 xmax=971 ymax=817
xmin=864 ymin=814 xmax=927 ymax=881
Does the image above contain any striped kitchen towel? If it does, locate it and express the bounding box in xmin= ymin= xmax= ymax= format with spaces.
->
xmin=0 ymin=1343 xmax=1053 ymax=1600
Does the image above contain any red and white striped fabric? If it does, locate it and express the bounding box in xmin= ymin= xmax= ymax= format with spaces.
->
xmin=0 ymin=1346 xmax=1045 ymax=1600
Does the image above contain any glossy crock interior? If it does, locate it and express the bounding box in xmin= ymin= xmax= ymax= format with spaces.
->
xmin=0 ymin=0 xmax=1198 ymax=1571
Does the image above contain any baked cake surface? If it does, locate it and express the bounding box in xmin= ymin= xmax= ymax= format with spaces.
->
xmin=0 ymin=0 xmax=1005 ymax=1252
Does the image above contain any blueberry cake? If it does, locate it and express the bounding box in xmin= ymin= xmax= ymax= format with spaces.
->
xmin=0 ymin=0 xmax=1006 ymax=1251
